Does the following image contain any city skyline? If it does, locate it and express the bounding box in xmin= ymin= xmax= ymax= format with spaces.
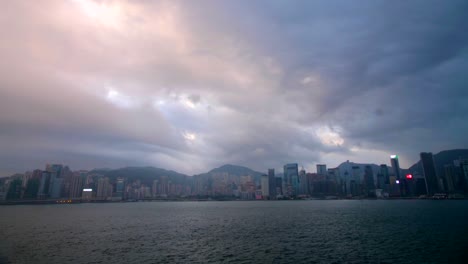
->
xmin=1 ymin=1 xmax=468 ymax=176
xmin=2 ymin=148 xmax=468 ymax=202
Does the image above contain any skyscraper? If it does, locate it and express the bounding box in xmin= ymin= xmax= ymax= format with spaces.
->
xmin=45 ymin=164 xmax=64 ymax=199
xmin=261 ymin=174 xmax=269 ymax=199
xmin=115 ymin=177 xmax=125 ymax=199
xmin=350 ymin=166 xmax=361 ymax=196
xmin=391 ymin=155 xmax=406 ymax=196
xmin=283 ymin=163 xmax=299 ymax=197
xmin=316 ymin=164 xmax=327 ymax=175
xmin=268 ymin=169 xmax=276 ymax=199
xmin=390 ymin=155 xmax=401 ymax=180
xmin=70 ymin=171 xmax=86 ymax=198
xmin=420 ymin=152 xmax=438 ymax=196
xmin=364 ymin=165 xmax=375 ymax=197
xmin=444 ymin=164 xmax=455 ymax=194
xmin=97 ymin=177 xmax=112 ymax=200
xmin=460 ymin=159 xmax=468 ymax=193
xmin=37 ymin=171 xmax=51 ymax=199
xmin=298 ymin=168 xmax=308 ymax=195
xmin=380 ymin=164 xmax=390 ymax=185
xmin=49 ymin=177 xmax=63 ymax=199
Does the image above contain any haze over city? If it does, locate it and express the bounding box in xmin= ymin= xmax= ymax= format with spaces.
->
xmin=1 ymin=0 xmax=468 ymax=176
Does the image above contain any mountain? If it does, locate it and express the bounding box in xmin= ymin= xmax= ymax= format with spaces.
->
xmin=90 ymin=166 xmax=190 ymax=186
xmin=206 ymin=164 xmax=263 ymax=176
xmin=408 ymin=149 xmax=468 ymax=177
xmin=195 ymin=164 xmax=264 ymax=185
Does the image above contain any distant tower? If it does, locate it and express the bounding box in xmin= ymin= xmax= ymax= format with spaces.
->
xmin=261 ymin=174 xmax=269 ymax=199
xmin=70 ymin=171 xmax=85 ymax=198
xmin=268 ymin=169 xmax=276 ymax=199
xmin=299 ymin=167 xmax=308 ymax=195
xmin=283 ymin=163 xmax=299 ymax=197
xmin=420 ymin=152 xmax=439 ymax=196
xmin=390 ymin=155 xmax=401 ymax=180
xmin=364 ymin=165 xmax=375 ymax=197
xmin=317 ymin=164 xmax=327 ymax=175
xmin=380 ymin=165 xmax=390 ymax=185
xmin=390 ymin=155 xmax=407 ymax=196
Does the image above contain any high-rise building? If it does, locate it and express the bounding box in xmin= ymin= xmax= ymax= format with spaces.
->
xmin=45 ymin=164 xmax=65 ymax=199
xmin=69 ymin=171 xmax=87 ymax=198
xmin=37 ymin=171 xmax=51 ymax=199
xmin=115 ymin=177 xmax=125 ymax=199
xmin=159 ymin=176 xmax=169 ymax=197
xmin=283 ymin=163 xmax=299 ymax=196
xmin=420 ymin=152 xmax=439 ymax=196
xmin=444 ymin=164 xmax=456 ymax=194
xmin=261 ymin=174 xmax=269 ymax=199
xmin=460 ymin=159 xmax=468 ymax=193
xmin=46 ymin=164 xmax=63 ymax=178
xmin=391 ymin=155 xmax=406 ymax=196
xmin=268 ymin=169 xmax=276 ymax=199
xmin=21 ymin=172 xmax=32 ymax=190
xmin=390 ymin=155 xmax=401 ymax=180
xmin=351 ymin=166 xmax=361 ymax=196
xmin=6 ymin=178 xmax=22 ymax=200
xmin=275 ymin=177 xmax=283 ymax=196
xmin=364 ymin=165 xmax=375 ymax=197
xmin=317 ymin=164 xmax=327 ymax=175
xmin=380 ymin=165 xmax=390 ymax=184
xmin=23 ymin=177 xmax=40 ymax=199
xmin=299 ymin=168 xmax=308 ymax=195
xmin=327 ymin=168 xmax=339 ymax=181
xmin=49 ymin=177 xmax=63 ymax=199
xmin=97 ymin=177 xmax=112 ymax=200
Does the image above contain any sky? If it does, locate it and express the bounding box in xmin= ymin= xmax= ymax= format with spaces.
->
xmin=1 ymin=0 xmax=468 ymax=176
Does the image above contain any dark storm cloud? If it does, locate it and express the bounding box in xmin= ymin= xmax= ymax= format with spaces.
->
xmin=1 ymin=0 xmax=467 ymax=175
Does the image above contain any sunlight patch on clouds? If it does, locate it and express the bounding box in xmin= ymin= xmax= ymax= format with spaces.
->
xmin=71 ymin=0 xmax=126 ymax=29
xmin=301 ymin=74 xmax=321 ymax=86
xmin=105 ymin=88 xmax=140 ymax=109
xmin=316 ymin=126 xmax=344 ymax=146
xmin=183 ymin=131 xmax=196 ymax=141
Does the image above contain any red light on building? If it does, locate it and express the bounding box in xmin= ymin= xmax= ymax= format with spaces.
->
xmin=406 ymin=174 xmax=413 ymax=179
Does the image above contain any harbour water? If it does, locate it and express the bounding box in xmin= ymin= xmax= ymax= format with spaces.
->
xmin=1 ymin=200 xmax=467 ymax=263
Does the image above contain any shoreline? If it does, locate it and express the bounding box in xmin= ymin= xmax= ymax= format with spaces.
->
xmin=1 ymin=197 xmax=466 ymax=205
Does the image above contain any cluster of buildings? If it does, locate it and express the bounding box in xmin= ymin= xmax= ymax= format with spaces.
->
xmin=257 ymin=153 xmax=468 ymax=199
xmin=0 ymin=164 xmax=195 ymax=202
xmin=1 ymin=152 xmax=468 ymax=202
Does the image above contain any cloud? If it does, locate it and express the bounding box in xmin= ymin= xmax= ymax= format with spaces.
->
xmin=1 ymin=0 xmax=468 ymax=175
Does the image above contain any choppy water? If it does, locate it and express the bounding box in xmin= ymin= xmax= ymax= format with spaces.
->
xmin=1 ymin=200 xmax=468 ymax=264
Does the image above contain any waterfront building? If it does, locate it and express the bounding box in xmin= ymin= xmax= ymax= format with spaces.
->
xmin=443 ymin=165 xmax=456 ymax=194
xmin=275 ymin=177 xmax=282 ymax=196
xmin=37 ymin=171 xmax=51 ymax=199
xmin=268 ymin=169 xmax=276 ymax=199
xmin=298 ymin=169 xmax=308 ymax=195
xmin=261 ymin=174 xmax=269 ymax=199
xmin=96 ymin=177 xmax=112 ymax=200
xmin=70 ymin=171 xmax=86 ymax=198
xmin=113 ymin=177 xmax=124 ymax=199
xmin=420 ymin=152 xmax=439 ymax=196
xmin=82 ymin=188 xmax=93 ymax=200
xmin=317 ymin=164 xmax=327 ymax=175
xmin=390 ymin=155 xmax=401 ymax=180
xmin=364 ymin=165 xmax=375 ymax=197
xmin=49 ymin=177 xmax=63 ymax=199
xmin=283 ymin=163 xmax=299 ymax=196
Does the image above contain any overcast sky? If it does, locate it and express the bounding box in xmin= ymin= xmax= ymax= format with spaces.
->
xmin=1 ymin=0 xmax=467 ymax=176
